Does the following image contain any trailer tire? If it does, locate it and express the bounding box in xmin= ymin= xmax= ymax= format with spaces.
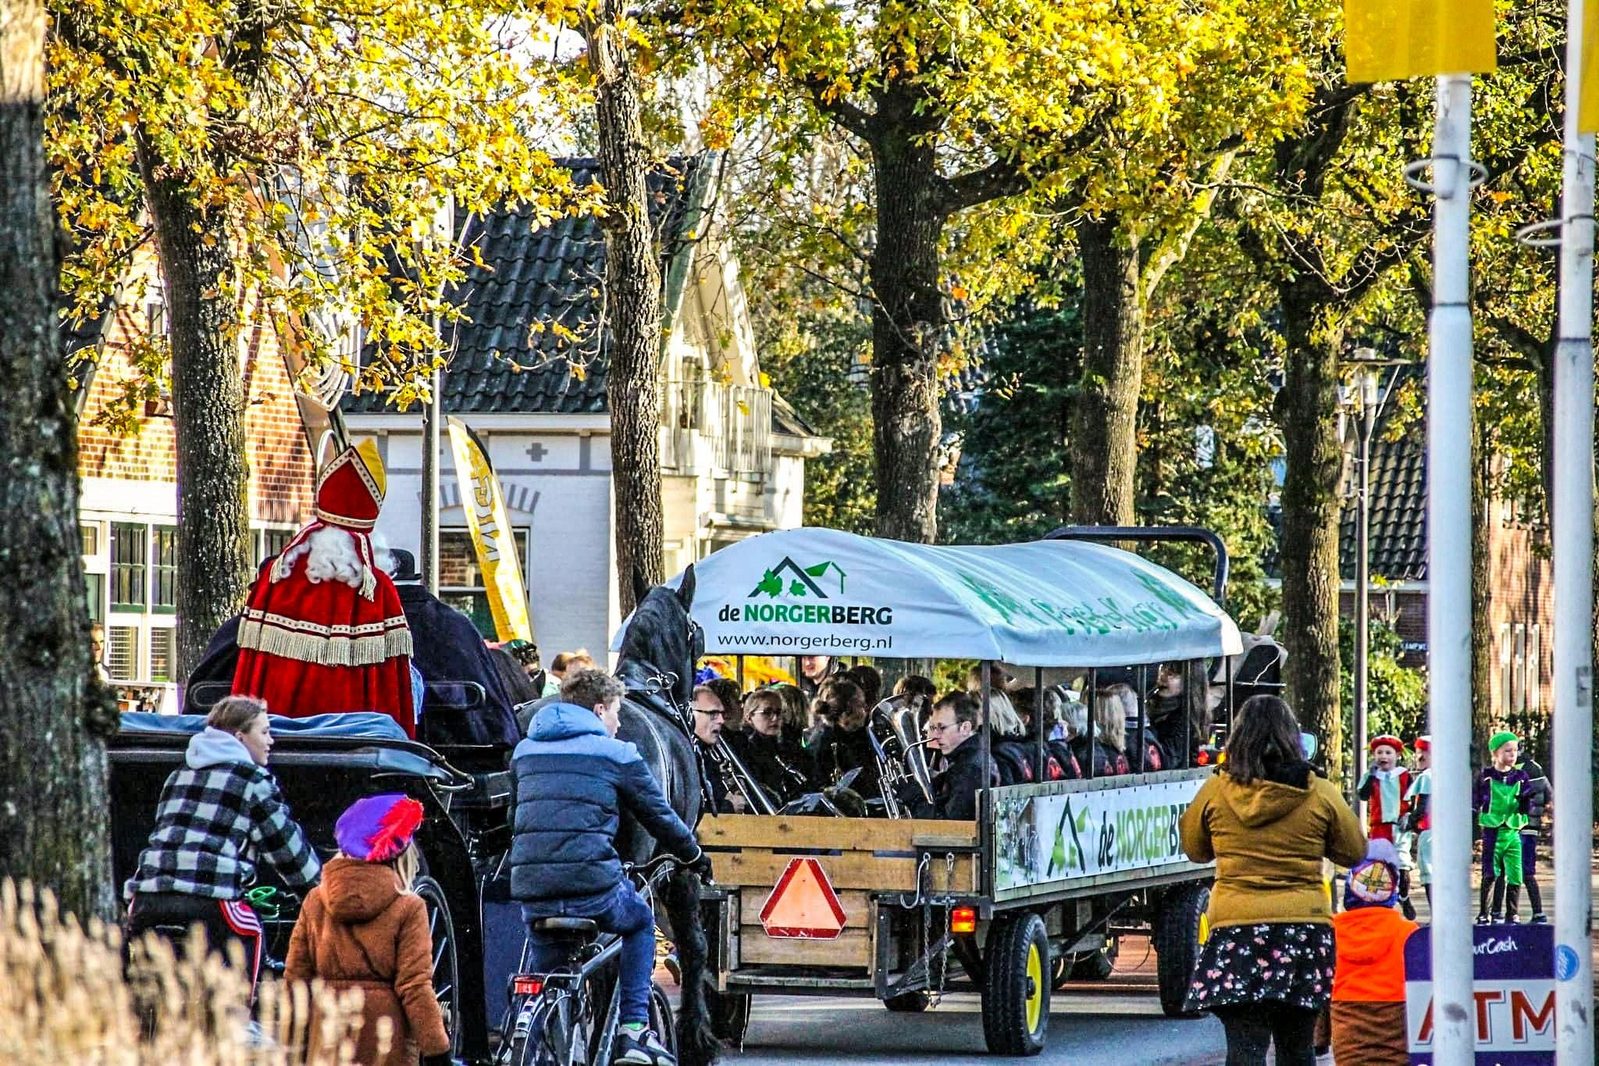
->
xmin=981 ymin=912 xmax=1050 ymax=1056
xmin=1153 ymin=883 xmax=1209 ymax=1018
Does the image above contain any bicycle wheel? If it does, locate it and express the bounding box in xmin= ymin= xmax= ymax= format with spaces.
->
xmin=649 ymin=982 xmax=677 ymax=1054
xmin=513 ymin=997 xmax=566 ymax=1066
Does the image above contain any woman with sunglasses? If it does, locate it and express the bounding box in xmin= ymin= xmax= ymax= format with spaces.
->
xmin=737 ymin=688 xmax=818 ymax=805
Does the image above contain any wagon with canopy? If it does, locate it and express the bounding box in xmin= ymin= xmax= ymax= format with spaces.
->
xmin=637 ymin=526 xmax=1252 ymax=1056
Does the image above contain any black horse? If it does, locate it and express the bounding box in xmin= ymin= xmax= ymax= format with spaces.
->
xmin=613 ymin=566 xmax=720 ymax=1066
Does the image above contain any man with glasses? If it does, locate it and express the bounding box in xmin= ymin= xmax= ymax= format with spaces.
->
xmin=692 ymin=684 xmax=736 ymax=812
xmin=903 ymin=693 xmax=997 ymax=821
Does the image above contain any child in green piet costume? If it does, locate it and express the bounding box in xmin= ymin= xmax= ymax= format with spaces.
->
xmin=1473 ymin=730 xmax=1530 ymax=924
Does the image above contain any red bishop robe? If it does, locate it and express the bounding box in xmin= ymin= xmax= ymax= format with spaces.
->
xmin=232 ymin=544 xmax=415 ymax=736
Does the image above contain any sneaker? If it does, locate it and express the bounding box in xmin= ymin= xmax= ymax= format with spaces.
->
xmin=613 ymin=1029 xmax=674 ymax=1066
xmin=1505 ymin=913 xmax=1521 ymax=925
xmin=1531 ymin=913 xmax=1550 ymax=924
xmin=1400 ymin=898 xmax=1417 ymax=922
xmin=1475 ymin=913 xmax=1493 ymax=925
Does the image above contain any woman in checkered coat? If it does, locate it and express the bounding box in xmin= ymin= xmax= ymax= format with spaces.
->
xmin=124 ymin=695 xmax=321 ymax=997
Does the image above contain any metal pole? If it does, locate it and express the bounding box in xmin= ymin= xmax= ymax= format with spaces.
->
xmin=420 ymin=356 xmax=441 ymax=595
xmin=1552 ymin=0 xmax=1596 ymax=1053
xmin=1353 ymin=382 xmax=1373 ymax=796
xmin=1426 ymin=72 xmax=1477 ymax=1066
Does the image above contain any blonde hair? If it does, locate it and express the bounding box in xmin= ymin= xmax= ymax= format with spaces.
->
xmin=207 ymin=695 xmax=268 ymax=734
xmin=985 ymin=690 xmax=1024 ymax=738
xmin=392 ymin=841 xmax=419 ymax=892
xmin=1094 ymin=685 xmax=1133 ymax=753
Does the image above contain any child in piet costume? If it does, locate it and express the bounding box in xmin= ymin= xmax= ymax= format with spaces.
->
xmin=1402 ymin=735 xmax=1433 ymax=907
xmin=1357 ymin=735 xmax=1415 ymax=917
xmin=232 ymin=440 xmax=415 ymax=734
xmin=1474 ymin=730 xmax=1530 ymax=923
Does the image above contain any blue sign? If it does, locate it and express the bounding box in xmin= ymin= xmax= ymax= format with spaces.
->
xmin=1404 ymin=924 xmax=1555 ymax=1064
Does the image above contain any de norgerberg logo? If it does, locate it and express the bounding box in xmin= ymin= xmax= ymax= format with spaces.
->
xmin=716 ymin=557 xmax=894 ymax=626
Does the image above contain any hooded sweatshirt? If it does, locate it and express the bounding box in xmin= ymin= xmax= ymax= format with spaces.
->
xmin=1180 ymin=761 xmax=1367 ymax=928
xmin=509 ymin=702 xmax=702 ymax=911
xmin=125 ymin=727 xmax=321 ymax=900
xmin=1332 ymin=904 xmax=1417 ymax=1002
xmin=285 ymin=857 xmax=450 ymax=1066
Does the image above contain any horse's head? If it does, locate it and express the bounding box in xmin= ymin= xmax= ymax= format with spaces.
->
xmin=617 ymin=565 xmax=702 ymax=709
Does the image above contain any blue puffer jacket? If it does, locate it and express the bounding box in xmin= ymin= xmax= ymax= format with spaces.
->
xmin=510 ymin=702 xmax=701 ymax=910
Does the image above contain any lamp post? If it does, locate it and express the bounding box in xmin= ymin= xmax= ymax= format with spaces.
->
xmin=417 ymin=195 xmax=454 ymax=596
xmin=1351 ymin=365 xmax=1379 ymax=792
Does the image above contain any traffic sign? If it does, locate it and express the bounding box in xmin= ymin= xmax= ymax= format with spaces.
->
xmin=758 ymin=857 xmax=847 ymax=939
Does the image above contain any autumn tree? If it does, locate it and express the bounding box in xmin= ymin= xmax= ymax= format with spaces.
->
xmin=0 ymin=0 xmax=117 ymax=919
xmin=679 ymin=0 xmax=1306 ymax=542
xmin=51 ymin=0 xmax=580 ymax=669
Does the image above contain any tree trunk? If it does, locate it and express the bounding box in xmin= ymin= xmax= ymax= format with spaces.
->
xmin=584 ymin=12 xmax=664 ymax=613
xmin=1275 ymin=282 xmax=1345 ymax=784
xmin=1071 ymin=213 xmax=1143 ymax=525
xmin=867 ymin=91 xmax=947 ymax=544
xmin=0 ymin=0 xmax=117 ymax=920
xmin=136 ymin=137 xmax=253 ymax=676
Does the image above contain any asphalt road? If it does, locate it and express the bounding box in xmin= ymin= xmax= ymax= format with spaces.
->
xmin=726 ymin=990 xmax=1226 ymax=1064
xmin=724 ymin=939 xmax=1227 ymax=1065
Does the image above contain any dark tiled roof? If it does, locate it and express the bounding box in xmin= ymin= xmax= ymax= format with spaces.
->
xmin=1339 ymin=372 xmax=1425 ymax=581
xmin=343 ymin=155 xmax=711 ymax=416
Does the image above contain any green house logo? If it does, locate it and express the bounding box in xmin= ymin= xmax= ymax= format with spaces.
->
xmin=750 ymin=557 xmax=848 ymax=599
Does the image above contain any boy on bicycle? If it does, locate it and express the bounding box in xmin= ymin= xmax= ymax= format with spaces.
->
xmin=511 ymin=668 xmax=709 ymax=1066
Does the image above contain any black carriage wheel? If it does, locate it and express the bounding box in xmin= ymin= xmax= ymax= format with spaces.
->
xmin=708 ymin=988 xmax=751 ymax=1045
xmin=1153 ymin=882 xmax=1210 ymax=1019
xmin=981 ymin=912 xmax=1050 ymax=1056
xmin=414 ymin=875 xmax=463 ymax=1055
xmin=649 ymin=982 xmax=678 ymax=1052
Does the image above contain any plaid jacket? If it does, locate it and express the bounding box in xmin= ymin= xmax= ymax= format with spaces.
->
xmin=125 ymin=759 xmax=321 ymax=901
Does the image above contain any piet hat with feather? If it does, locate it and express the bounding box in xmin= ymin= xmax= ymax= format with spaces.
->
xmin=335 ymin=793 xmax=424 ymax=863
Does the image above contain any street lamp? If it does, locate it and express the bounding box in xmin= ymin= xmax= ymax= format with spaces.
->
xmin=1343 ymin=348 xmax=1400 ymax=793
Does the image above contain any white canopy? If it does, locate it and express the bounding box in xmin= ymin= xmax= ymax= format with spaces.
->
xmin=619 ymin=527 xmax=1243 ymax=666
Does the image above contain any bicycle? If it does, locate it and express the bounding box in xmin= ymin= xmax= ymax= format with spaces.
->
xmin=496 ymin=854 xmax=681 ymax=1066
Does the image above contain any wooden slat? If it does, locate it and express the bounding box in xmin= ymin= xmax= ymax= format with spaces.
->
xmin=700 ymin=815 xmax=977 ymax=851
xmin=738 ymin=888 xmax=872 ymax=929
xmin=714 ymin=848 xmax=977 ymax=892
xmin=738 ymin=927 xmax=871 ymax=967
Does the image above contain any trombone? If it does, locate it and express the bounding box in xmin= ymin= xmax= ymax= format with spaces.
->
xmin=708 ymin=735 xmax=779 ymax=815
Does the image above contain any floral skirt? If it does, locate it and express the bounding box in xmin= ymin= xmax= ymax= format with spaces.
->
xmin=1184 ymin=921 xmax=1335 ymax=1013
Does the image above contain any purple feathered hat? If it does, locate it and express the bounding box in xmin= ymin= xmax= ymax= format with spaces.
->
xmin=336 ymin=793 xmax=424 ymax=862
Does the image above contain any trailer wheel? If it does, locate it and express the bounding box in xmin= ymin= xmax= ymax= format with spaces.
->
xmin=1153 ymin=883 xmax=1209 ymax=1019
xmin=413 ymin=876 xmax=462 ymax=1055
xmin=708 ymin=989 xmax=751 ymax=1047
xmin=981 ymin=912 xmax=1050 ymax=1056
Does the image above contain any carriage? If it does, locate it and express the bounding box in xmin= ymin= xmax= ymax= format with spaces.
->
xmin=647 ymin=525 xmax=1276 ymax=1057
xmin=108 ymin=709 xmax=518 ymax=1063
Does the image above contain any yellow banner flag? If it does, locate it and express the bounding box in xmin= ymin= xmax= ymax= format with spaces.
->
xmin=1582 ymin=1 xmax=1599 ymax=133
xmin=447 ymin=417 xmax=534 ymax=644
xmin=1344 ymin=0 xmax=1497 ymax=83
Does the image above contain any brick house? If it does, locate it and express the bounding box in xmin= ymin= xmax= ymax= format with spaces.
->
xmin=1336 ymin=384 xmax=1552 ymax=724
xmin=69 ymin=246 xmax=328 ymax=699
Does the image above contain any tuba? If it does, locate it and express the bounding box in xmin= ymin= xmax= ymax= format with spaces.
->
xmin=869 ymin=695 xmax=936 ymax=818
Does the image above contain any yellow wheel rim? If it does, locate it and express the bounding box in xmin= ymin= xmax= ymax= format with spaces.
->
xmin=1198 ymin=911 xmax=1211 ymax=946
xmin=1024 ymin=942 xmax=1044 ymax=1032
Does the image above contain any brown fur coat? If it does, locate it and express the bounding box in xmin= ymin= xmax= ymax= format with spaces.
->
xmin=286 ymin=857 xmax=450 ymax=1065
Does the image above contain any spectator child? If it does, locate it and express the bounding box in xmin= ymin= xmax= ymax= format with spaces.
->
xmin=1402 ymin=736 xmax=1433 ymax=908
xmin=1330 ymin=840 xmax=1417 ymax=1066
xmin=1515 ymin=752 xmax=1551 ymax=924
xmin=285 ymin=794 xmax=452 ymax=1066
xmin=1474 ymin=731 xmax=1531 ymax=924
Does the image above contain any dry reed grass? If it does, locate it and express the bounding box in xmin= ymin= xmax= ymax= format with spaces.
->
xmin=0 ymin=878 xmax=382 ymax=1065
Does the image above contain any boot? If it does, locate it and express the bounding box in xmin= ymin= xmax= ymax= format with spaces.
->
xmin=1525 ymin=875 xmax=1545 ymax=922
xmin=1477 ymin=876 xmax=1497 ymax=924
xmin=1398 ymin=870 xmax=1416 ymax=921
xmin=1504 ymin=884 xmax=1522 ymax=923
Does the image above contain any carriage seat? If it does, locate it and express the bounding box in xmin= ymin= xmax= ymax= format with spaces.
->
xmin=531 ymin=917 xmax=599 ymax=937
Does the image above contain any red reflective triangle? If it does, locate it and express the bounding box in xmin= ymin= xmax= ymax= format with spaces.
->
xmin=757 ymin=857 xmax=847 ymax=939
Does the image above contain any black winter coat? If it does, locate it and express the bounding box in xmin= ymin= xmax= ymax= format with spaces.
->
xmin=733 ymin=729 xmax=817 ymax=806
xmin=807 ymin=723 xmax=880 ymax=798
xmin=909 ymin=740 xmax=997 ymax=821
xmin=395 ymin=582 xmax=519 ymax=748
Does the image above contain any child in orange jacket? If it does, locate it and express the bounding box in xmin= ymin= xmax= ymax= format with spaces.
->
xmin=1330 ymin=839 xmax=1418 ymax=1066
